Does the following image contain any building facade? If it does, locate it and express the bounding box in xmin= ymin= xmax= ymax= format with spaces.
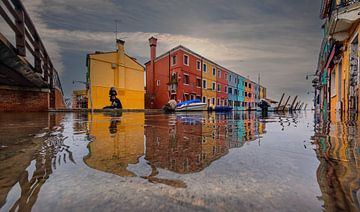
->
xmin=315 ymin=0 xmax=360 ymax=116
xmin=145 ymin=37 xmax=266 ymax=110
xmin=86 ymin=40 xmax=145 ymax=109
xmin=216 ymin=67 xmax=228 ymax=106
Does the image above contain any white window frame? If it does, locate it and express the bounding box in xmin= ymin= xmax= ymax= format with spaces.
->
xmin=330 ymin=68 xmax=336 ymax=97
xmin=196 ymin=60 xmax=201 ymax=71
xmin=203 ymin=64 xmax=207 ymax=73
xmin=183 ymin=73 xmax=190 ymax=85
xmin=203 ymin=79 xmax=207 ymax=89
xmin=212 ymin=82 xmax=216 ymax=91
xmin=212 ymin=67 xmax=216 ymax=76
xmin=217 ymin=84 xmax=221 ymax=92
xmin=183 ymin=54 xmax=189 ymax=66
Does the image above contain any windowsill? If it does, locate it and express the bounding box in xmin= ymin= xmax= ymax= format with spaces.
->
xmin=184 ymin=83 xmax=189 ymax=86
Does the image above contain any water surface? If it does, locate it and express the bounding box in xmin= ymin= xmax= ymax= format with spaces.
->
xmin=0 ymin=111 xmax=359 ymax=211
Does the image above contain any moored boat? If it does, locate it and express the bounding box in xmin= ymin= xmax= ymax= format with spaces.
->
xmin=213 ymin=106 xmax=233 ymax=112
xmin=175 ymin=99 xmax=207 ymax=111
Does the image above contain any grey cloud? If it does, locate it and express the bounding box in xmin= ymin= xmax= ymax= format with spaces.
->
xmin=20 ymin=0 xmax=321 ymax=105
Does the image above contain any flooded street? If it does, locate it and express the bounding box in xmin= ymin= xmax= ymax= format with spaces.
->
xmin=0 ymin=111 xmax=359 ymax=212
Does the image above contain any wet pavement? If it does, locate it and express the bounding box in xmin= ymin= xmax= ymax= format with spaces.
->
xmin=0 ymin=111 xmax=359 ymax=211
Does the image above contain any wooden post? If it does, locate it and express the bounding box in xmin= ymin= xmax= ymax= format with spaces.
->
xmin=282 ymin=96 xmax=291 ymax=111
xmin=294 ymin=101 xmax=299 ymax=111
xmin=290 ymin=96 xmax=298 ymax=111
xmin=43 ymin=56 xmax=49 ymax=83
xmin=34 ymin=35 xmax=41 ymax=73
xmin=49 ymin=64 xmax=54 ymax=89
xmin=277 ymin=93 xmax=285 ymax=110
xmin=15 ymin=5 xmax=25 ymax=56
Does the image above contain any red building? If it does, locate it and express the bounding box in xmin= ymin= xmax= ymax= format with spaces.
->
xmin=145 ymin=37 xmax=202 ymax=109
xmin=216 ymin=68 xmax=228 ymax=106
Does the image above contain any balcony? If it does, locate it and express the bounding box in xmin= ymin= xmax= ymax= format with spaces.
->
xmin=328 ymin=1 xmax=360 ymax=41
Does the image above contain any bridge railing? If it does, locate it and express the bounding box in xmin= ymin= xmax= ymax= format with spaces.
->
xmin=0 ymin=0 xmax=63 ymax=95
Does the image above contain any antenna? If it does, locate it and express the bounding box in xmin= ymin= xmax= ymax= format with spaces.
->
xmin=114 ymin=19 xmax=120 ymax=40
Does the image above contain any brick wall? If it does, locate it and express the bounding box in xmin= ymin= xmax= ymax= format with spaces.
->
xmin=0 ymin=89 xmax=49 ymax=112
xmin=54 ymin=88 xmax=65 ymax=109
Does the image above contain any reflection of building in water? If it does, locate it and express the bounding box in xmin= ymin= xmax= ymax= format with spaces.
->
xmin=145 ymin=114 xmax=203 ymax=174
xmin=84 ymin=112 xmax=145 ymax=177
xmin=311 ymin=114 xmax=360 ymax=212
xmin=145 ymin=112 xmax=266 ymax=174
xmin=0 ymin=113 xmax=70 ymax=211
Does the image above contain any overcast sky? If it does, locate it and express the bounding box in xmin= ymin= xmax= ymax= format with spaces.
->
xmin=16 ymin=0 xmax=322 ymax=105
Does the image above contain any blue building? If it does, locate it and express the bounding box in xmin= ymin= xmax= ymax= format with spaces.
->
xmin=227 ymin=71 xmax=238 ymax=109
xmin=237 ymin=75 xmax=245 ymax=110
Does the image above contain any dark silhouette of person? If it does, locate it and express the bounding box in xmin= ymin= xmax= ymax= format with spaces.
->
xmin=103 ymin=87 xmax=123 ymax=109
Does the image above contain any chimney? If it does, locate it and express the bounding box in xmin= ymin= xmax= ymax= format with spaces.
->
xmin=116 ymin=39 xmax=125 ymax=63
xmin=149 ymin=37 xmax=157 ymax=95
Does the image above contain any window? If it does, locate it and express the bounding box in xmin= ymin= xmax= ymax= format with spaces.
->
xmin=203 ymin=64 xmax=207 ymax=72
xmin=212 ymin=82 xmax=216 ymax=91
xmin=202 ymin=96 xmax=206 ymax=103
xmin=218 ymin=69 xmax=221 ymax=77
xmin=184 ymin=74 xmax=189 ymax=85
xmin=217 ymin=98 xmax=220 ymax=106
xmin=225 ymin=73 xmax=228 ymax=80
xmin=217 ymin=84 xmax=221 ymax=92
xmin=156 ymin=80 xmax=160 ymax=86
xmin=245 ymin=82 xmax=247 ymax=87
xmin=212 ymin=68 xmax=216 ymax=76
xmin=249 ymin=83 xmax=252 ymax=89
xmin=331 ymin=68 xmax=336 ymax=97
xmin=183 ymin=54 xmax=189 ymax=66
xmin=212 ymin=98 xmax=215 ymax=105
xmin=172 ymin=55 xmax=176 ymax=65
xmin=229 ymin=75 xmax=232 ymax=82
xmin=196 ymin=60 xmax=201 ymax=70
xmin=228 ymin=87 xmax=233 ymax=94
xmin=234 ymin=89 xmax=238 ymax=95
xmin=224 ymin=86 xmax=227 ymax=93
xmin=196 ymin=78 xmax=201 ymax=87
xmin=203 ymin=80 xmax=207 ymax=89
xmin=245 ymin=92 xmax=247 ymax=97
xmin=248 ymin=93 xmax=251 ymax=97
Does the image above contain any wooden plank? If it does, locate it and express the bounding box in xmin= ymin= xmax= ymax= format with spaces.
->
xmin=0 ymin=5 xmax=21 ymax=34
xmin=1 ymin=0 xmax=19 ymax=20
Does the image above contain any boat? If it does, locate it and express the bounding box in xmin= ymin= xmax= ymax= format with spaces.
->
xmin=175 ymin=99 xmax=207 ymax=111
xmin=213 ymin=106 xmax=233 ymax=112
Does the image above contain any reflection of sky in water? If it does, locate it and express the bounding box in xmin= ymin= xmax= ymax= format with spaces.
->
xmin=0 ymin=111 xmax=358 ymax=211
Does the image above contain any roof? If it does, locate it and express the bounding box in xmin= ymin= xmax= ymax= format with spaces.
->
xmin=86 ymin=51 xmax=144 ymax=69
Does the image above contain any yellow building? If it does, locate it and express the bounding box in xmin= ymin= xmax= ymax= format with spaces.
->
xmin=86 ymin=40 xmax=144 ymax=109
xmin=316 ymin=1 xmax=360 ymax=116
xmin=202 ymin=60 xmax=217 ymax=107
xmin=84 ymin=112 xmax=145 ymax=177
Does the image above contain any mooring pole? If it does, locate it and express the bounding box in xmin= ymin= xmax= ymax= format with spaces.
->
xmin=290 ymin=96 xmax=298 ymax=111
xmin=283 ymin=96 xmax=291 ymax=111
xmin=277 ymin=93 xmax=285 ymax=111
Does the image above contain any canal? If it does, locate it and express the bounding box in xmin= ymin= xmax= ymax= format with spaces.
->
xmin=0 ymin=111 xmax=359 ymax=211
